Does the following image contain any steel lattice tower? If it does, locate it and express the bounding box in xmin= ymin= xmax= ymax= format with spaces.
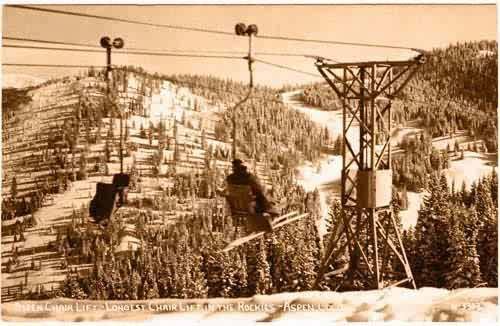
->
xmin=314 ymin=54 xmax=426 ymax=290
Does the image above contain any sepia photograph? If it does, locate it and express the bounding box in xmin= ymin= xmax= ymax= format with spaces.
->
xmin=1 ymin=2 xmax=498 ymax=322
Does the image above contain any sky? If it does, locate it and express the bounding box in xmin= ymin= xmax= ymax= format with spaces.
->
xmin=2 ymin=4 xmax=497 ymax=87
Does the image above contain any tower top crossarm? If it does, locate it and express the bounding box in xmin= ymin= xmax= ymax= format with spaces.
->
xmin=315 ymin=54 xmax=426 ymax=69
xmin=315 ymin=53 xmax=427 ymax=101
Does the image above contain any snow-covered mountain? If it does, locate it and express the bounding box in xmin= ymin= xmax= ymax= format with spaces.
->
xmin=2 ymin=73 xmax=45 ymax=89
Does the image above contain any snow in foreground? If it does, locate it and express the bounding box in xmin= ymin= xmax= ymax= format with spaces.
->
xmin=3 ymin=287 xmax=497 ymax=322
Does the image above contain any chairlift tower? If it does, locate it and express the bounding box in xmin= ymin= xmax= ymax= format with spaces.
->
xmin=314 ymin=54 xmax=426 ymax=290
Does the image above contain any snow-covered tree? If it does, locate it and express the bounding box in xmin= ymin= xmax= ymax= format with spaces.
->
xmin=444 ymin=216 xmax=483 ymax=289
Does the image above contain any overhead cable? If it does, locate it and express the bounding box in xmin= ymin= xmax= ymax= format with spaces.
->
xmin=3 ymin=44 xmax=245 ymax=60
xmin=254 ymin=58 xmax=323 ymax=78
xmin=3 ymin=36 xmax=101 ymax=48
xmin=3 ymin=35 xmax=338 ymax=59
xmin=3 ymin=63 xmax=107 ymax=68
xmin=9 ymin=5 xmax=427 ymax=54
xmin=258 ymin=34 xmax=427 ymax=54
xmin=8 ymin=5 xmax=234 ymax=36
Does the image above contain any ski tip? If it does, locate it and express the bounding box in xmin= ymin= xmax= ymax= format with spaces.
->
xmin=217 ymin=247 xmax=231 ymax=254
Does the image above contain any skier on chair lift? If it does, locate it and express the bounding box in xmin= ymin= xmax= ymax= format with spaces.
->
xmin=224 ymin=159 xmax=281 ymax=232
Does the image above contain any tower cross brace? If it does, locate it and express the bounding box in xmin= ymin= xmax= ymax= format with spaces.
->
xmin=314 ymin=55 xmax=425 ymax=290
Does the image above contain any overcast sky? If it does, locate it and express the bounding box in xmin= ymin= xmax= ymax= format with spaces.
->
xmin=2 ymin=4 xmax=497 ymax=87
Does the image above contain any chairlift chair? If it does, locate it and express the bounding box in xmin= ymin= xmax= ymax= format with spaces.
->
xmin=89 ymin=182 xmax=118 ymax=224
xmin=221 ymin=182 xmax=309 ymax=252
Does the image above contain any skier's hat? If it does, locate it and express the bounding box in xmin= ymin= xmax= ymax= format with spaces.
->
xmin=232 ymin=159 xmax=244 ymax=166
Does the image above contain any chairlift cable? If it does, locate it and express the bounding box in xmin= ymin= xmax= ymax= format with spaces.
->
xmin=254 ymin=58 xmax=323 ymax=78
xmin=3 ymin=63 xmax=107 ymax=68
xmin=3 ymin=36 xmax=101 ymax=48
xmin=8 ymin=5 xmax=234 ymax=36
xmin=3 ymin=35 xmax=339 ymax=59
xmin=3 ymin=44 xmax=245 ymax=60
xmin=9 ymin=5 xmax=427 ymax=54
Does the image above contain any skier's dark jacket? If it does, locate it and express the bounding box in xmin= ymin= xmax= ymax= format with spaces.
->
xmin=226 ymin=166 xmax=271 ymax=214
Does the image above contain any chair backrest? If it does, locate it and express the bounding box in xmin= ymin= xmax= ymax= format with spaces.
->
xmin=112 ymin=173 xmax=130 ymax=188
xmin=112 ymin=173 xmax=130 ymax=207
xmin=226 ymin=184 xmax=255 ymax=215
xmin=89 ymin=182 xmax=118 ymax=223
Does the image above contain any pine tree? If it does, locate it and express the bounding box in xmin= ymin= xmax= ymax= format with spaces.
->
xmin=474 ymin=178 xmax=497 ymax=286
xmin=488 ymin=169 xmax=498 ymax=206
xmin=460 ymin=181 xmax=470 ymax=207
xmin=124 ymin=120 xmax=129 ymax=141
xmin=11 ymin=176 xmax=17 ymax=199
xmin=203 ymin=235 xmax=236 ymax=298
xmin=273 ymin=224 xmax=307 ymax=292
xmin=142 ymin=266 xmax=159 ymax=299
xmin=290 ymin=214 xmax=320 ymax=291
xmin=186 ymin=253 xmax=208 ymax=298
xmin=140 ymin=123 xmax=146 ymax=138
xmin=475 ymin=176 xmax=497 ymax=285
xmin=157 ymin=256 xmax=175 ymax=298
xmin=413 ymin=174 xmax=452 ymax=287
xmin=480 ymin=214 xmax=498 ymax=287
xmin=225 ymin=250 xmax=248 ymax=297
xmin=129 ymin=270 xmax=141 ymax=300
xmin=439 ymin=174 xmax=449 ymax=193
xmin=444 ymin=216 xmax=482 ymax=289
xmin=62 ymin=275 xmax=88 ymax=299
xmin=475 ymin=178 xmax=495 ymax=220
xmin=325 ymin=199 xmax=342 ymax=236
xmin=246 ymin=238 xmax=271 ymax=295
xmin=107 ymin=120 xmax=114 ymax=139
xmin=401 ymin=186 xmax=409 ymax=210
xmin=104 ymin=140 xmax=111 ymax=162
xmin=88 ymin=261 xmax=107 ymax=299
xmin=201 ymin=129 xmax=207 ymax=150
xmin=402 ymin=227 xmax=417 ymax=268
xmin=268 ymin=232 xmax=287 ymax=293
xmin=148 ymin=127 xmax=153 ymax=146
xmin=107 ymin=264 xmax=124 ymax=299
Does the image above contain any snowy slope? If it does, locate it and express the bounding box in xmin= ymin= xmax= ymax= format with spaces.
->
xmin=443 ymin=151 xmax=497 ymax=190
xmin=283 ymin=90 xmax=498 ymax=232
xmin=2 ymin=73 xmax=45 ymax=89
xmin=2 ymin=287 xmax=497 ymax=322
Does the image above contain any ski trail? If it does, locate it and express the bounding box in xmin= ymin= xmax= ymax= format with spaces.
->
xmin=280 ymin=90 xmax=349 ymax=236
xmin=1 ymin=178 xmax=98 ymax=292
xmin=282 ymin=91 xmax=497 ymax=233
